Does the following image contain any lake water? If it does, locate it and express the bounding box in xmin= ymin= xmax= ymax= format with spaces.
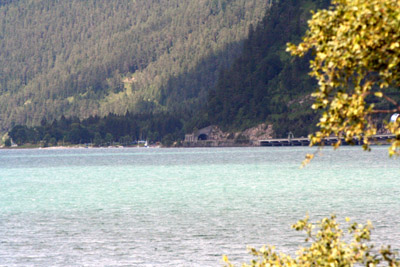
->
xmin=0 ymin=146 xmax=399 ymax=266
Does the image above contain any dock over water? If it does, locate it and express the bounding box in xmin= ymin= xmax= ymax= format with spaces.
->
xmin=259 ymin=134 xmax=395 ymax=146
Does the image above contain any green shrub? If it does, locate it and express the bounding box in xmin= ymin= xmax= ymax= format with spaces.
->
xmin=223 ymin=215 xmax=400 ymax=266
xmin=4 ymin=138 xmax=11 ymax=147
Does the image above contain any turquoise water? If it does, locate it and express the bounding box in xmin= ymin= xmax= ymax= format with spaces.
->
xmin=0 ymin=147 xmax=399 ymax=266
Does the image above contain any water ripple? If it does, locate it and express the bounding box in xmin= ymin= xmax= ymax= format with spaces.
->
xmin=0 ymin=147 xmax=399 ymax=266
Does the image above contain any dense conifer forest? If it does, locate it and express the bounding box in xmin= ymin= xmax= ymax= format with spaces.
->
xmin=8 ymin=112 xmax=183 ymax=147
xmin=202 ymin=0 xmax=331 ymax=137
xmin=3 ymin=0 xmax=338 ymax=145
xmin=0 ymin=0 xmax=267 ymax=132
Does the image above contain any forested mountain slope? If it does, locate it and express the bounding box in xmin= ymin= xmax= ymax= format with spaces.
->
xmin=202 ymin=0 xmax=330 ymax=137
xmin=0 ymin=0 xmax=267 ymax=131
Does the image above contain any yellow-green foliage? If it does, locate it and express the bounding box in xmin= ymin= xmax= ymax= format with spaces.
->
xmin=287 ymin=0 xmax=400 ymax=160
xmin=223 ymin=215 xmax=400 ymax=267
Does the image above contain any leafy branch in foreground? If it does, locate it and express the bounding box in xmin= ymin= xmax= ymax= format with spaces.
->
xmin=223 ymin=215 xmax=400 ymax=266
xmin=287 ymin=0 xmax=400 ymax=160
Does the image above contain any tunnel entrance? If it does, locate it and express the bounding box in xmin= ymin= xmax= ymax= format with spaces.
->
xmin=198 ymin=134 xmax=208 ymax=141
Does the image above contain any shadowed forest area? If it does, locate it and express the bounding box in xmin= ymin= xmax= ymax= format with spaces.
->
xmin=4 ymin=0 xmax=341 ymax=145
xmin=0 ymin=0 xmax=267 ymax=131
xmin=8 ymin=112 xmax=183 ymax=147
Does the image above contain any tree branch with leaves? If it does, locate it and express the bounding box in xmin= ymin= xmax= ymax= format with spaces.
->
xmin=287 ymin=0 xmax=400 ymax=162
xmin=223 ymin=215 xmax=400 ymax=266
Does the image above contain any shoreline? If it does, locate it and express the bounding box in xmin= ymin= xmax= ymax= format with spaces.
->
xmin=0 ymin=143 xmax=391 ymax=150
xmin=0 ymin=145 xmax=161 ymax=150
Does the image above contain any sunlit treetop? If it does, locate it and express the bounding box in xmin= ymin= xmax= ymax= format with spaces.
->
xmin=287 ymin=0 xmax=400 ymax=161
xmin=223 ymin=215 xmax=400 ymax=266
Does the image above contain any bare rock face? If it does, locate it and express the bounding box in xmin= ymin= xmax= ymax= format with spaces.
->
xmin=185 ymin=123 xmax=274 ymax=146
xmin=237 ymin=123 xmax=273 ymax=142
xmin=207 ymin=123 xmax=274 ymax=142
xmin=207 ymin=126 xmax=229 ymax=141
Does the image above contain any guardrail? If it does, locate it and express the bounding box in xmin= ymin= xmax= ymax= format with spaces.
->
xmin=259 ymin=134 xmax=395 ymax=146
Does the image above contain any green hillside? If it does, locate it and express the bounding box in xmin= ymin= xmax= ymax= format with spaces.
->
xmin=0 ymin=0 xmax=267 ymax=131
xmin=201 ymin=0 xmax=331 ymax=137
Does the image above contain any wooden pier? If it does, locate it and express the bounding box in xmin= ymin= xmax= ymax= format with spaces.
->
xmin=259 ymin=134 xmax=395 ymax=146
